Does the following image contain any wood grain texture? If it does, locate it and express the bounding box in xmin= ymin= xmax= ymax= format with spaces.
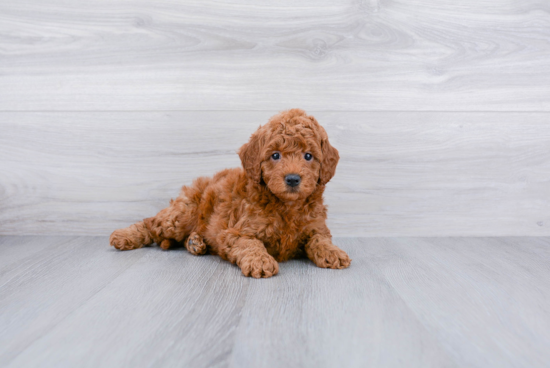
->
xmin=1 ymin=111 xmax=550 ymax=236
xmin=373 ymin=237 xmax=550 ymax=367
xmin=1 ymin=236 xmax=549 ymax=367
xmin=1 ymin=0 xmax=550 ymax=111
xmin=0 ymin=236 xmax=146 ymax=366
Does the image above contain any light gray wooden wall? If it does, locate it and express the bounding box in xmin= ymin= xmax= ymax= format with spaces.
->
xmin=1 ymin=0 xmax=549 ymax=236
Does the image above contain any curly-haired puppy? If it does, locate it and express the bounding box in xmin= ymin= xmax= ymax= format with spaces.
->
xmin=110 ymin=109 xmax=351 ymax=278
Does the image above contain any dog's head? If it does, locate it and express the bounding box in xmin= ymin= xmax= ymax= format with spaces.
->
xmin=239 ymin=109 xmax=339 ymax=201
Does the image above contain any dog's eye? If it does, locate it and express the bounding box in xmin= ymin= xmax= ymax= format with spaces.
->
xmin=304 ymin=153 xmax=313 ymax=161
xmin=271 ymin=152 xmax=281 ymax=160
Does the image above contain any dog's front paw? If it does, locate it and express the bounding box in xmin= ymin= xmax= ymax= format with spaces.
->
xmin=311 ymin=245 xmax=351 ymax=269
xmin=238 ymin=252 xmax=279 ymax=278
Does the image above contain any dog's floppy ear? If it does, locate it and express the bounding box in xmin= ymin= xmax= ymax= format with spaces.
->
xmin=319 ymin=136 xmax=339 ymax=185
xmin=239 ymin=129 xmax=264 ymax=183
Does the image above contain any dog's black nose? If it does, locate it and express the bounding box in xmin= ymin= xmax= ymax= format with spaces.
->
xmin=285 ymin=174 xmax=301 ymax=187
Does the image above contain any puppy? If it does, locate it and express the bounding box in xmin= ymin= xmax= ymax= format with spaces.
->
xmin=110 ymin=109 xmax=351 ymax=278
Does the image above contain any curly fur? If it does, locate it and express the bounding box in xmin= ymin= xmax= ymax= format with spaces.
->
xmin=110 ymin=109 xmax=351 ymax=278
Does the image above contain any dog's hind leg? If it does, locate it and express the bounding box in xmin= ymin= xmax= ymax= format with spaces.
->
xmin=110 ymin=196 xmax=196 ymax=251
xmin=159 ymin=238 xmax=177 ymax=250
xmin=110 ymin=220 xmax=155 ymax=251
xmin=185 ymin=232 xmax=207 ymax=255
xmin=110 ymin=177 xmax=210 ymax=251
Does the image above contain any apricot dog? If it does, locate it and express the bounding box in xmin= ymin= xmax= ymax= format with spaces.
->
xmin=110 ymin=109 xmax=351 ymax=278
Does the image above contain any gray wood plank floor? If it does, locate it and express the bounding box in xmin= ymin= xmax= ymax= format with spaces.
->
xmin=1 ymin=236 xmax=549 ymax=368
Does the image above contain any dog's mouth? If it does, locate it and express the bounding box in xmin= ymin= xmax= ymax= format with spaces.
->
xmin=286 ymin=186 xmax=300 ymax=193
xmin=279 ymin=185 xmax=303 ymax=201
